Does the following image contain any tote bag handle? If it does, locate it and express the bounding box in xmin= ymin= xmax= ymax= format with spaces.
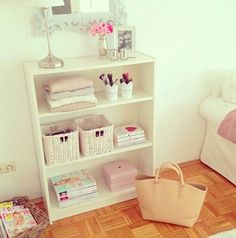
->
xmin=155 ymin=162 xmax=184 ymax=186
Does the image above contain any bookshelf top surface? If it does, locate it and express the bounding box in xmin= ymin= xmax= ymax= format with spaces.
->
xmin=24 ymin=51 xmax=155 ymax=76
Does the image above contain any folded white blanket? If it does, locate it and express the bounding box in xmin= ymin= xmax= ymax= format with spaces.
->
xmin=47 ymin=94 xmax=98 ymax=108
xmin=45 ymin=87 xmax=94 ymax=100
xmin=50 ymin=102 xmax=96 ymax=112
xmin=43 ymin=75 xmax=94 ymax=93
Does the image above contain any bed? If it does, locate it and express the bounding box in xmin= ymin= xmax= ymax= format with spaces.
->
xmin=199 ymin=96 xmax=236 ymax=185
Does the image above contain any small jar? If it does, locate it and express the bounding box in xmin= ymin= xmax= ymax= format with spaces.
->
xmin=120 ymin=48 xmax=128 ymax=60
xmin=109 ymin=49 xmax=118 ymax=61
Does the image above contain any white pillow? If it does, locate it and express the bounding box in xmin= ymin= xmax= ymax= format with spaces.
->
xmin=222 ymin=75 xmax=236 ymax=104
xmin=211 ymin=82 xmax=222 ymax=97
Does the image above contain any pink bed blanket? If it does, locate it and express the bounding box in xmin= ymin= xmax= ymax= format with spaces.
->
xmin=218 ymin=109 xmax=236 ymax=144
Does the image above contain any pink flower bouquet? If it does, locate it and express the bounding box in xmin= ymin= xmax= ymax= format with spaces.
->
xmin=90 ymin=21 xmax=113 ymax=36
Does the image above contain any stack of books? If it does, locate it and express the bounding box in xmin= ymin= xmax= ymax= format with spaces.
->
xmin=113 ymin=124 xmax=146 ymax=148
xmin=0 ymin=201 xmax=37 ymax=238
xmin=51 ymin=169 xmax=98 ymax=208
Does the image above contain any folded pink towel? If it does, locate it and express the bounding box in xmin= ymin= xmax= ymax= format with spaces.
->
xmin=43 ymin=75 xmax=94 ymax=93
xmin=217 ymin=109 xmax=236 ymax=144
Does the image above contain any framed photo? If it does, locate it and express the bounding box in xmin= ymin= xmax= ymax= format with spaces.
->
xmin=116 ymin=26 xmax=136 ymax=57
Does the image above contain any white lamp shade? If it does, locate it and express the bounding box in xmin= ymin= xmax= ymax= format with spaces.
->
xmin=24 ymin=0 xmax=65 ymax=7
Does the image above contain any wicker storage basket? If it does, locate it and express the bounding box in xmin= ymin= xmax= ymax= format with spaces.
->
xmin=74 ymin=115 xmax=113 ymax=156
xmin=1 ymin=196 xmax=48 ymax=238
xmin=42 ymin=121 xmax=79 ymax=165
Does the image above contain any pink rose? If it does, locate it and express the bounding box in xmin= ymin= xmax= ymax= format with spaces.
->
xmin=90 ymin=22 xmax=114 ymax=36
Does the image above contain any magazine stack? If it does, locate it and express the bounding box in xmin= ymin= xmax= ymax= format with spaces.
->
xmin=51 ymin=169 xmax=98 ymax=208
xmin=113 ymin=124 xmax=146 ymax=148
xmin=0 ymin=201 xmax=37 ymax=238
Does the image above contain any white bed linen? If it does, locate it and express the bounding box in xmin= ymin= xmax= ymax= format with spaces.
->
xmin=200 ymin=96 xmax=236 ymax=185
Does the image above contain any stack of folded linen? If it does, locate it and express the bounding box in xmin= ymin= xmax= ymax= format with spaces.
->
xmin=43 ymin=75 xmax=97 ymax=112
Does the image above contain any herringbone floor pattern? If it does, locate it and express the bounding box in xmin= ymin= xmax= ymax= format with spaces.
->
xmin=38 ymin=160 xmax=236 ymax=238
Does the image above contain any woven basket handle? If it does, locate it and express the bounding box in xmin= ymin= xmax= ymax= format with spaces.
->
xmin=95 ymin=129 xmax=104 ymax=137
xmin=155 ymin=162 xmax=184 ymax=186
xmin=60 ymin=136 xmax=68 ymax=142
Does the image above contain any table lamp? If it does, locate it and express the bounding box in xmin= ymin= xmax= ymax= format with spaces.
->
xmin=24 ymin=0 xmax=65 ymax=69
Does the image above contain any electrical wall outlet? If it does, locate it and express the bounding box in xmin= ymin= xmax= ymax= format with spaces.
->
xmin=0 ymin=161 xmax=16 ymax=174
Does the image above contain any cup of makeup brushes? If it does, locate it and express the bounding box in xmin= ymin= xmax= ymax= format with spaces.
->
xmin=120 ymin=81 xmax=133 ymax=98
xmin=120 ymin=72 xmax=133 ymax=99
xmin=99 ymin=73 xmax=119 ymax=101
xmin=106 ymin=84 xmax=118 ymax=101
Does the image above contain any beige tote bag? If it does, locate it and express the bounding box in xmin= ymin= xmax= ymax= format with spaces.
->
xmin=135 ymin=162 xmax=208 ymax=227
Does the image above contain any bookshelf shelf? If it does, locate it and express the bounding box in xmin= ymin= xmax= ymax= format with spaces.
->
xmin=44 ymin=140 xmax=153 ymax=172
xmin=49 ymin=177 xmax=136 ymax=221
xmin=38 ymin=88 xmax=153 ymax=121
xmin=24 ymin=51 xmax=156 ymax=223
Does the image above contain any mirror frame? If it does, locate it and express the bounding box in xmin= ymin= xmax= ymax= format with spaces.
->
xmin=34 ymin=0 xmax=127 ymax=35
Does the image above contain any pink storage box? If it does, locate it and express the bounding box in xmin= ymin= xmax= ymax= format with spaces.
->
xmin=109 ymin=179 xmax=135 ymax=192
xmin=102 ymin=160 xmax=137 ymax=192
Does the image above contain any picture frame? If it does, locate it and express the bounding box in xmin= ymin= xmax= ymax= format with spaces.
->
xmin=116 ymin=26 xmax=136 ymax=57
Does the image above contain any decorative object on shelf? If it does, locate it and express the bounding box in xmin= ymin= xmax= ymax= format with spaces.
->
xmin=74 ymin=115 xmax=113 ymax=156
xmin=98 ymin=35 xmax=108 ymax=58
xmin=24 ymin=0 xmax=65 ymax=69
xmin=109 ymin=49 xmax=118 ymax=61
xmin=116 ymin=25 xmax=136 ymax=57
xmin=51 ymin=169 xmax=98 ymax=208
xmin=113 ymin=124 xmax=145 ymax=148
xmin=120 ymin=48 xmax=128 ymax=60
xmin=90 ymin=21 xmax=114 ymax=58
xmin=42 ymin=121 xmax=79 ymax=165
xmin=135 ymin=162 xmax=208 ymax=227
xmin=42 ymin=75 xmax=97 ymax=112
xmin=99 ymin=73 xmax=119 ymax=101
xmin=120 ymin=72 xmax=133 ymax=98
xmin=102 ymin=160 xmax=137 ymax=192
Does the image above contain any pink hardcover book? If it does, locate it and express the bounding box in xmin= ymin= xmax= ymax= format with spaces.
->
xmin=113 ymin=124 xmax=145 ymax=139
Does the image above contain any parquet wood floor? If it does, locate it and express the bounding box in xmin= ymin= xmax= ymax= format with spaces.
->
xmin=38 ymin=160 xmax=236 ymax=238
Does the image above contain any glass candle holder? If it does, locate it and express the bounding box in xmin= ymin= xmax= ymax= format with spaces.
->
xmin=109 ymin=49 xmax=118 ymax=61
xmin=120 ymin=48 xmax=128 ymax=60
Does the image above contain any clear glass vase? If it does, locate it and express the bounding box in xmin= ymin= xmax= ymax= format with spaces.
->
xmin=98 ymin=35 xmax=108 ymax=58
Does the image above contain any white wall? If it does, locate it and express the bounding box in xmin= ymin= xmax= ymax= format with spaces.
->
xmin=0 ymin=1 xmax=97 ymax=201
xmin=124 ymin=0 xmax=236 ymax=165
xmin=0 ymin=0 xmax=236 ymax=200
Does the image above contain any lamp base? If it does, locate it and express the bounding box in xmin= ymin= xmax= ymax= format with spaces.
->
xmin=39 ymin=54 xmax=64 ymax=69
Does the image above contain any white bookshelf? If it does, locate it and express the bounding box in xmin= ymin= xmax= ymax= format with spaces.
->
xmin=24 ymin=51 xmax=156 ymax=224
